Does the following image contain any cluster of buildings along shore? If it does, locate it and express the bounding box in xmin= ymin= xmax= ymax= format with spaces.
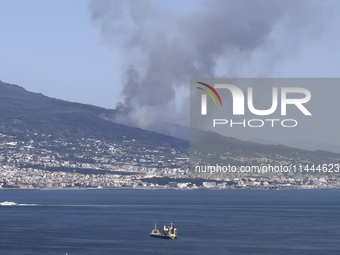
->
xmin=1 ymin=165 xmax=340 ymax=189
xmin=1 ymin=132 xmax=340 ymax=190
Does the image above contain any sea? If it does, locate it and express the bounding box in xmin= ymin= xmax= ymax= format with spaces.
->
xmin=0 ymin=189 xmax=340 ymax=255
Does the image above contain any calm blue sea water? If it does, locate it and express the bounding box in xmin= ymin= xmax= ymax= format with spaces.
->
xmin=0 ymin=189 xmax=340 ymax=255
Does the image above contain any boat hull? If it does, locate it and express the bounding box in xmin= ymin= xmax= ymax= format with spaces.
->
xmin=0 ymin=201 xmax=17 ymax=206
xmin=150 ymin=234 xmax=176 ymax=239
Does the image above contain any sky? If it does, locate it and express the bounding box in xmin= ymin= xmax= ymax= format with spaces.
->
xmin=0 ymin=0 xmax=123 ymax=108
xmin=0 ymin=0 xmax=200 ymax=109
xmin=1 ymin=0 xmax=340 ymax=145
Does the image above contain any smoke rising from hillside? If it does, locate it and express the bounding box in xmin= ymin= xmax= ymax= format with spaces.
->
xmin=88 ymin=0 xmax=325 ymax=130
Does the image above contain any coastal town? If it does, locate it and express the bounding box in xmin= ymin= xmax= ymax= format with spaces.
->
xmin=1 ymin=132 xmax=340 ymax=190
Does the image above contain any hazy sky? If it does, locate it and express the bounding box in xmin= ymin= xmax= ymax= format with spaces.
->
xmin=0 ymin=0 xmax=199 ymax=109
xmin=1 ymin=0 xmax=340 ymax=133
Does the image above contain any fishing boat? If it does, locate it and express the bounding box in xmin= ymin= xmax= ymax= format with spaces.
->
xmin=150 ymin=222 xmax=177 ymax=239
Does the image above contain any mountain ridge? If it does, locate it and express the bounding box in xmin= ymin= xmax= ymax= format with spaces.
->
xmin=0 ymin=80 xmax=188 ymax=149
xmin=2 ymin=79 xmax=340 ymax=173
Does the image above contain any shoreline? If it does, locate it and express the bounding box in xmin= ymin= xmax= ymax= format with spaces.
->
xmin=1 ymin=186 xmax=340 ymax=191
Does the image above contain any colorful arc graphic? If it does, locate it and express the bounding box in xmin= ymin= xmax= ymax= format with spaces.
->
xmin=196 ymin=82 xmax=223 ymax=106
xmin=197 ymin=87 xmax=217 ymax=105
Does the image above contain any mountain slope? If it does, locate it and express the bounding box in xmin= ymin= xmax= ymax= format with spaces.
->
xmin=190 ymin=128 xmax=340 ymax=171
xmin=1 ymin=79 xmax=339 ymax=174
xmin=0 ymin=80 xmax=188 ymax=149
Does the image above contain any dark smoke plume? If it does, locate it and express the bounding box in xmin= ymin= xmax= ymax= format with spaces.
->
xmin=88 ymin=0 xmax=325 ymax=130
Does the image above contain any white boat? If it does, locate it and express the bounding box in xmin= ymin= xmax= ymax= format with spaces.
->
xmin=0 ymin=201 xmax=17 ymax=206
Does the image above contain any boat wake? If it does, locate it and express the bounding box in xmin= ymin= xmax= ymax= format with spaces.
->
xmin=17 ymin=204 xmax=39 ymax=206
